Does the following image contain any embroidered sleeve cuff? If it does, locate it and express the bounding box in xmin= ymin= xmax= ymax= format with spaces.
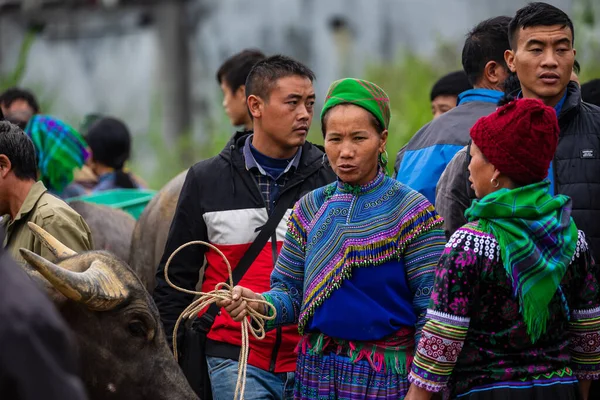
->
xmin=569 ymin=306 xmax=600 ymax=378
xmin=408 ymin=370 xmax=447 ymax=393
xmin=262 ymin=291 xmax=297 ymax=331
xmin=410 ymin=310 xmax=470 ymax=391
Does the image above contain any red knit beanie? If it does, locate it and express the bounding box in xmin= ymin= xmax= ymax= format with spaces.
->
xmin=470 ymin=98 xmax=559 ymax=185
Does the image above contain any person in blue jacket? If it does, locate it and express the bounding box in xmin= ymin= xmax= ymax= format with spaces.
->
xmin=394 ymin=15 xmax=511 ymax=204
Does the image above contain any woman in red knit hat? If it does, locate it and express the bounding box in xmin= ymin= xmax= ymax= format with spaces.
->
xmin=406 ymin=98 xmax=600 ymax=400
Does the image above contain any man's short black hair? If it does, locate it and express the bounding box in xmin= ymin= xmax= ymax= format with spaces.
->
xmin=508 ymin=2 xmax=575 ymax=50
xmin=0 ymin=88 xmax=40 ymax=114
xmin=430 ymin=70 xmax=472 ymax=101
xmin=245 ymin=55 xmax=316 ymax=101
xmin=216 ymin=49 xmax=267 ymax=93
xmin=462 ymin=16 xmax=511 ymax=86
xmin=581 ymin=79 xmax=600 ymax=107
xmin=0 ymin=121 xmax=37 ymax=181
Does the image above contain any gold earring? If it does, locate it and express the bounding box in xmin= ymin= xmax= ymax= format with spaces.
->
xmin=491 ymin=178 xmax=500 ymax=188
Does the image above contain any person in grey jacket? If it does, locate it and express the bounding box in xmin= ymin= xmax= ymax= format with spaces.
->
xmin=0 ymin=227 xmax=88 ymax=400
xmin=437 ymin=3 xmax=600 ymax=268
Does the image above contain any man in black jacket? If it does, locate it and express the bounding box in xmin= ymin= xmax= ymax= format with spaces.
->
xmin=438 ymin=2 xmax=600 ymax=265
xmin=507 ymin=5 xmax=600 ymax=398
xmin=154 ymin=55 xmax=335 ymax=400
xmin=0 ymin=229 xmax=87 ymax=400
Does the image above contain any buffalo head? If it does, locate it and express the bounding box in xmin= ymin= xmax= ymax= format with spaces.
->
xmin=20 ymin=222 xmax=198 ymax=400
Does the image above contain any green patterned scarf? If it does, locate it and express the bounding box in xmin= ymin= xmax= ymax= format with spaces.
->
xmin=25 ymin=115 xmax=89 ymax=194
xmin=465 ymin=181 xmax=577 ymax=342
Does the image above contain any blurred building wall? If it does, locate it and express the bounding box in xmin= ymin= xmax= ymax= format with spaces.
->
xmin=0 ymin=0 xmax=578 ymax=146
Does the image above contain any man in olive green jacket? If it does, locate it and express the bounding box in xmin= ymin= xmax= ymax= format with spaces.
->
xmin=0 ymin=122 xmax=92 ymax=264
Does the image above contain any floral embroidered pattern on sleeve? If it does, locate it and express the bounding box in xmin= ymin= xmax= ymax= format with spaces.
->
xmin=566 ymin=231 xmax=600 ymax=380
xmin=409 ymin=310 xmax=470 ymax=392
xmin=570 ymin=306 xmax=600 ymax=379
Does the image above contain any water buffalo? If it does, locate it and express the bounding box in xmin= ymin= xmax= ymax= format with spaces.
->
xmin=69 ymin=200 xmax=136 ymax=263
xmin=129 ymin=170 xmax=187 ymax=293
xmin=19 ymin=222 xmax=198 ymax=400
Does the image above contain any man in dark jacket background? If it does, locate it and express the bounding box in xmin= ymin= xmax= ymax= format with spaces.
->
xmin=581 ymin=78 xmax=600 ymax=107
xmin=395 ymin=16 xmax=511 ymax=205
xmin=0 ymin=229 xmax=87 ymax=400
xmin=154 ymin=55 xmax=336 ymax=400
xmin=217 ymin=49 xmax=266 ymax=131
xmin=438 ymin=3 xmax=600 ymax=268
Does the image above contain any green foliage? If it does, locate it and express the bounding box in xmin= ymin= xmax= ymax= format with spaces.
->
xmin=0 ymin=27 xmax=55 ymax=115
xmin=0 ymin=29 xmax=36 ymax=91
xmin=129 ymin=94 xmax=240 ymax=190
xmin=364 ymin=51 xmax=460 ymax=170
xmin=130 ymin=96 xmax=198 ymax=189
xmin=578 ymin=0 xmax=596 ymax=28
xmin=574 ymin=0 xmax=600 ymax=82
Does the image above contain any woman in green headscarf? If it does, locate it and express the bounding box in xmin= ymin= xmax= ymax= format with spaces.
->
xmin=218 ymin=78 xmax=446 ymax=399
xmin=407 ymin=98 xmax=600 ymax=400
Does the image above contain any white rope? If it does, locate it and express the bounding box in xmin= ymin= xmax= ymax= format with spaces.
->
xmin=164 ymin=240 xmax=276 ymax=400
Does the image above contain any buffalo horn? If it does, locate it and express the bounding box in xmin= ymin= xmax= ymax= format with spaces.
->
xmin=19 ymin=249 xmax=129 ymax=311
xmin=27 ymin=222 xmax=77 ymax=258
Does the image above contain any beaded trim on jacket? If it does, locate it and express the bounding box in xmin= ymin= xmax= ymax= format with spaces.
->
xmin=288 ymin=170 xmax=442 ymax=334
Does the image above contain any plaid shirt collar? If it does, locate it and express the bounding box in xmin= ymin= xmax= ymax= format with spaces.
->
xmin=242 ymin=134 xmax=302 ymax=178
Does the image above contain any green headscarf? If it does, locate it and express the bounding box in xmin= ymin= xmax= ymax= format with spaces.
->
xmin=321 ymin=78 xmax=391 ymax=129
xmin=25 ymin=115 xmax=89 ymax=194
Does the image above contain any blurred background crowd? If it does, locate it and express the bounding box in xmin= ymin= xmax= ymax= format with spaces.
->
xmin=0 ymin=0 xmax=599 ymax=189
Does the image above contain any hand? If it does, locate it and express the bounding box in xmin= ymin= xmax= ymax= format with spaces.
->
xmin=216 ymin=286 xmax=265 ymax=322
xmin=579 ymin=380 xmax=591 ymax=400
xmin=405 ymin=384 xmax=433 ymax=400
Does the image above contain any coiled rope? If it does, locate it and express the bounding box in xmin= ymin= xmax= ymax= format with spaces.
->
xmin=164 ymin=241 xmax=277 ymax=400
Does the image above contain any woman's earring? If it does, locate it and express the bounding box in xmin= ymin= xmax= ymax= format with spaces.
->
xmin=491 ymin=178 xmax=500 ymax=188
xmin=379 ymin=150 xmax=389 ymax=169
xmin=322 ymin=153 xmax=327 ymax=165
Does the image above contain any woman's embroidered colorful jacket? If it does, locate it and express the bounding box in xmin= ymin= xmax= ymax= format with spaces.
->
xmin=409 ymin=222 xmax=600 ymax=397
xmin=262 ymin=171 xmax=445 ymax=357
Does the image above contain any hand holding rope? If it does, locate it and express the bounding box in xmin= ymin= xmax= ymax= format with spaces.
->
xmin=164 ymin=241 xmax=277 ymax=400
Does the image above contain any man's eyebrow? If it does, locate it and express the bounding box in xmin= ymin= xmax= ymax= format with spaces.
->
xmin=525 ymin=38 xmax=547 ymax=47
xmin=525 ymin=37 xmax=571 ymax=47
xmin=284 ymin=93 xmax=316 ymax=101
xmin=553 ymin=37 xmax=572 ymax=46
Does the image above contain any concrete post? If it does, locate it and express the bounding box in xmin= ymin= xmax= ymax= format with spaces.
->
xmin=155 ymin=0 xmax=193 ymax=165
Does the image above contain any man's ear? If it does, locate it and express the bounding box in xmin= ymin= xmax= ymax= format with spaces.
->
xmin=247 ymin=95 xmax=263 ymax=119
xmin=484 ymin=61 xmax=504 ymax=85
xmin=0 ymin=154 xmax=12 ymax=178
xmin=504 ymin=49 xmax=517 ymax=73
